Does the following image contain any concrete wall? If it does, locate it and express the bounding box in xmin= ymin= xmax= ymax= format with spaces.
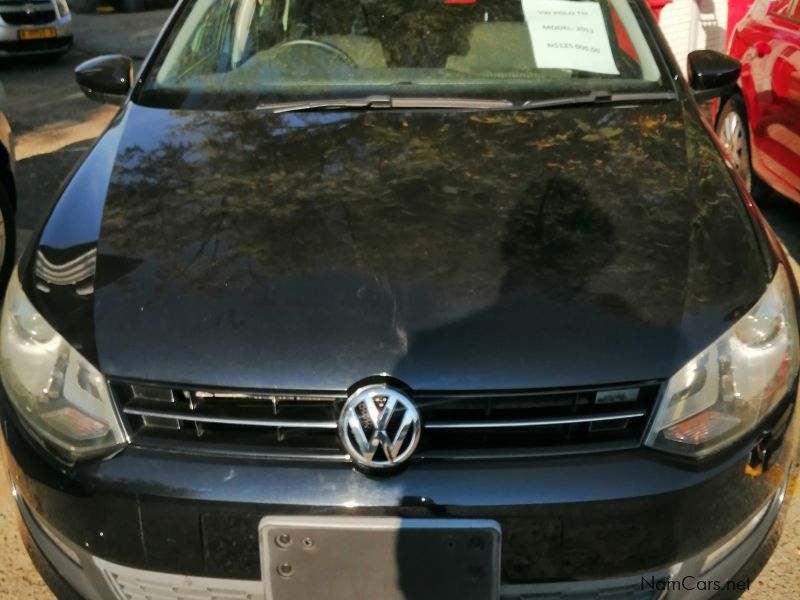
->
xmin=659 ymin=0 xmax=729 ymax=75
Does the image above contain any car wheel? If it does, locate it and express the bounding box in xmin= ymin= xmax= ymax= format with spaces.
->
xmin=0 ymin=184 xmax=16 ymax=294
xmin=716 ymin=95 xmax=762 ymax=197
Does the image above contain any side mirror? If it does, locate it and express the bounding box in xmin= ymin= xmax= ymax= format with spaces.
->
xmin=75 ymin=55 xmax=134 ymax=106
xmin=687 ymin=50 xmax=741 ymax=102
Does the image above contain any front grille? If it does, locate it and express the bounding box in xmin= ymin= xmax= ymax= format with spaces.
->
xmin=0 ymin=1 xmax=57 ymax=26
xmin=96 ymin=557 xmax=263 ymax=600
xmin=96 ymin=556 xmax=664 ymax=600
xmin=1 ymin=10 xmax=55 ymax=25
xmin=114 ymin=380 xmax=661 ymax=461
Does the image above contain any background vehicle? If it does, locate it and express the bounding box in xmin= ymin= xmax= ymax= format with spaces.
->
xmin=720 ymin=0 xmax=800 ymax=202
xmin=0 ymin=0 xmax=73 ymax=59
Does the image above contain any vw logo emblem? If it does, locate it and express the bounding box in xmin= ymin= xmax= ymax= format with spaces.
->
xmin=339 ymin=384 xmax=421 ymax=471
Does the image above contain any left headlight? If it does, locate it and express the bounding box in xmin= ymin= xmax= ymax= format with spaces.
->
xmin=54 ymin=0 xmax=70 ymax=18
xmin=0 ymin=269 xmax=126 ymax=464
xmin=646 ymin=264 xmax=800 ymax=458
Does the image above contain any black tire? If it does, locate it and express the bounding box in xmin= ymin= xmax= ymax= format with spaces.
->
xmin=0 ymin=183 xmax=16 ymax=296
xmin=715 ymin=94 xmax=768 ymax=199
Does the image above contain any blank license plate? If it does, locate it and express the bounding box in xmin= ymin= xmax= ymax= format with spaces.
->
xmin=260 ymin=516 xmax=501 ymax=600
xmin=19 ymin=28 xmax=57 ymax=41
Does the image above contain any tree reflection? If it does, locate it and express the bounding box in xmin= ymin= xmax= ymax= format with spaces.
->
xmin=87 ymin=101 xmax=770 ymax=388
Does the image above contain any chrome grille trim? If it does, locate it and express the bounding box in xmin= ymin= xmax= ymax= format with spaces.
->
xmin=424 ymin=410 xmax=646 ymax=430
xmin=122 ymin=407 xmax=338 ymax=430
xmin=35 ymin=248 xmax=97 ymax=285
xmin=193 ymin=390 xmax=340 ymax=402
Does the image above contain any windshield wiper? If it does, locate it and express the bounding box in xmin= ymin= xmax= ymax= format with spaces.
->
xmin=257 ymin=95 xmax=514 ymax=113
xmin=257 ymin=91 xmax=675 ymax=114
xmin=519 ymin=90 xmax=677 ymax=110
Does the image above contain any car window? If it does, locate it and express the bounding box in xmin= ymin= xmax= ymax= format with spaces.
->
xmin=610 ymin=4 xmax=640 ymax=65
xmin=139 ymin=0 xmax=669 ymax=109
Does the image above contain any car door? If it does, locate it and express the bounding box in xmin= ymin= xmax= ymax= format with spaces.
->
xmin=745 ymin=0 xmax=800 ymax=195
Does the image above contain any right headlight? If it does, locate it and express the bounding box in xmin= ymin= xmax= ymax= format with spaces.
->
xmin=0 ymin=269 xmax=126 ymax=464
xmin=646 ymin=264 xmax=799 ymax=458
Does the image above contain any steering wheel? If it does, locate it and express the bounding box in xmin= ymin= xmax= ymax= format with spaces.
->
xmin=273 ymin=39 xmax=359 ymax=69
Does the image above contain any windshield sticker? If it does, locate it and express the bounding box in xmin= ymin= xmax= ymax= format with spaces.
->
xmin=522 ymin=0 xmax=620 ymax=75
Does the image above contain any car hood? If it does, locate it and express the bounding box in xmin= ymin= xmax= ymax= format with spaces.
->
xmin=31 ymin=102 xmax=769 ymax=392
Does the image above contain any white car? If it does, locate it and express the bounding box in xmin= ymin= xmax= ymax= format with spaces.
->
xmin=0 ymin=0 xmax=72 ymax=58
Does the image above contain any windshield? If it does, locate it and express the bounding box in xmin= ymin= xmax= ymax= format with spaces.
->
xmin=138 ymin=0 xmax=671 ymax=109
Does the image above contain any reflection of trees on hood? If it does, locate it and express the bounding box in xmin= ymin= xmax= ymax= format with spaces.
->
xmin=682 ymin=122 xmax=768 ymax=318
xmin=501 ymin=176 xmax=617 ymax=299
xmin=100 ymin=103 xmax=761 ymax=327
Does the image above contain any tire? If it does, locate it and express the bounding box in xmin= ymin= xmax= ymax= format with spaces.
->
xmin=0 ymin=183 xmax=16 ymax=296
xmin=715 ymin=94 xmax=767 ymax=198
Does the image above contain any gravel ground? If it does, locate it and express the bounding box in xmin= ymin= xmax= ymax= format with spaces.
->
xmin=0 ymin=474 xmax=52 ymax=599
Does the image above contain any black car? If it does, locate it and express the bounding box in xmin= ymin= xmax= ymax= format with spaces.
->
xmin=1 ymin=1 xmax=798 ymax=599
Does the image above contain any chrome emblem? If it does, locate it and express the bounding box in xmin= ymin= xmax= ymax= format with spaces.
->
xmin=23 ymin=3 xmax=36 ymax=14
xmin=339 ymin=384 xmax=421 ymax=470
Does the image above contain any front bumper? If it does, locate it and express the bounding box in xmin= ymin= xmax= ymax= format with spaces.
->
xmin=0 ymin=16 xmax=72 ymax=57
xmin=2 ymin=389 xmax=798 ymax=600
xmin=10 ymin=466 xmax=791 ymax=600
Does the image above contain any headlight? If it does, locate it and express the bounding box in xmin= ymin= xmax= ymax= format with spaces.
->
xmin=646 ymin=264 xmax=799 ymax=458
xmin=0 ymin=269 xmax=126 ymax=464
xmin=54 ymin=0 xmax=70 ymax=18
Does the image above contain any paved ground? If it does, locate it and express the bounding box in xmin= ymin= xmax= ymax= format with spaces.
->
xmin=0 ymin=9 xmax=168 ymax=250
xmin=0 ymin=9 xmax=799 ymax=599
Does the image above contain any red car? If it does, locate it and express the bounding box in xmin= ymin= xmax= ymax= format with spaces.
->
xmin=720 ymin=0 xmax=800 ymax=203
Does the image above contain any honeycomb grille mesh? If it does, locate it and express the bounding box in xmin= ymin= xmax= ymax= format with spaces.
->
xmin=95 ymin=556 xmax=663 ymax=600
xmin=96 ymin=558 xmax=264 ymax=600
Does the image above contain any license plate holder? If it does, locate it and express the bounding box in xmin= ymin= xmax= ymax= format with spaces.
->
xmin=259 ymin=516 xmax=501 ymax=600
xmin=18 ymin=28 xmax=57 ymax=41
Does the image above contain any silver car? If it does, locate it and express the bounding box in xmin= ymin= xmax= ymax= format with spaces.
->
xmin=0 ymin=0 xmax=72 ymax=58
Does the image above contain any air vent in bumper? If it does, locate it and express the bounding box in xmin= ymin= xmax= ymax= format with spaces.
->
xmin=96 ymin=557 xmax=664 ymax=600
xmin=97 ymin=558 xmax=263 ymax=600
